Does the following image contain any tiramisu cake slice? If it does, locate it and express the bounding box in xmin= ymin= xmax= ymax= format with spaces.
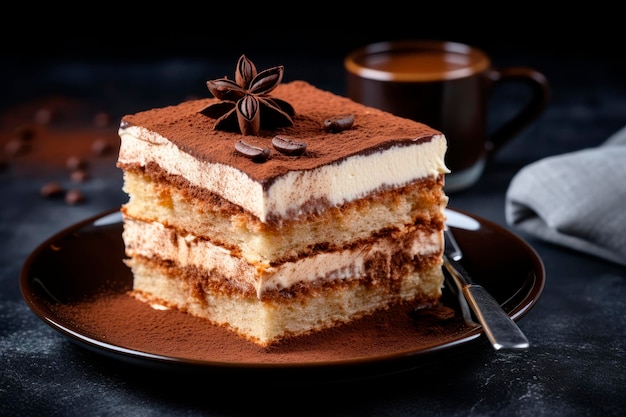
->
xmin=116 ymin=55 xmax=450 ymax=347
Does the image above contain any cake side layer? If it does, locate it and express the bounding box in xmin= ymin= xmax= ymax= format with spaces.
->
xmin=120 ymin=168 xmax=447 ymax=264
xmin=122 ymin=216 xmax=444 ymax=299
xmin=117 ymin=81 xmax=449 ymax=223
xmin=126 ymin=257 xmax=444 ymax=347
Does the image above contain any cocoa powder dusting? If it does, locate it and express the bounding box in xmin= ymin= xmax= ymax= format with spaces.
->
xmin=52 ymin=292 xmax=470 ymax=364
xmin=0 ymin=96 xmax=120 ymax=205
xmin=121 ymin=81 xmax=442 ymax=185
xmin=1 ymin=96 xmax=119 ymax=169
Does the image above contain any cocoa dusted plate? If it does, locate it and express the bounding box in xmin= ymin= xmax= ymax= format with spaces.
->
xmin=20 ymin=207 xmax=545 ymax=382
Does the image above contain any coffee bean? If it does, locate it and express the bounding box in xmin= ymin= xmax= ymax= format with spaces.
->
xmin=91 ymin=138 xmax=113 ymax=156
xmin=323 ymin=114 xmax=355 ymax=133
xmin=272 ymin=135 xmax=306 ymax=156
xmin=234 ymin=140 xmax=270 ymax=162
xmin=66 ymin=156 xmax=88 ymax=171
xmin=40 ymin=182 xmax=65 ymax=198
xmin=34 ymin=107 xmax=57 ymax=125
xmin=65 ymin=188 xmax=85 ymax=205
xmin=4 ymin=138 xmax=30 ymax=157
xmin=12 ymin=124 xmax=36 ymax=141
xmin=70 ymin=169 xmax=90 ymax=183
xmin=93 ymin=112 xmax=112 ymax=127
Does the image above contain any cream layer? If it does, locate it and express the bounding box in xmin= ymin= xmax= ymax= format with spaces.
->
xmin=118 ymin=126 xmax=448 ymax=224
xmin=121 ymin=169 xmax=447 ymax=265
xmin=122 ymin=217 xmax=444 ymax=299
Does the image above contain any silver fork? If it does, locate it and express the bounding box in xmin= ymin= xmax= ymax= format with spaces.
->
xmin=443 ymin=227 xmax=530 ymax=351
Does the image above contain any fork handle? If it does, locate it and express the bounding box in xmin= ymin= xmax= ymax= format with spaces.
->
xmin=463 ymin=285 xmax=530 ymax=351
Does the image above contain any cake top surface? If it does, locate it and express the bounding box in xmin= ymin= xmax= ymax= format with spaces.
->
xmin=120 ymin=80 xmax=443 ymax=184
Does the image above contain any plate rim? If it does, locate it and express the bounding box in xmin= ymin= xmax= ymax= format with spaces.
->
xmin=19 ymin=206 xmax=546 ymax=376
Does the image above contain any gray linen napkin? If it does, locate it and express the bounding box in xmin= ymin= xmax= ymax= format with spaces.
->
xmin=505 ymin=125 xmax=626 ymax=266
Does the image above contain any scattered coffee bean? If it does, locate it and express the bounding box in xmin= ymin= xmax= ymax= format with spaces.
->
xmin=34 ymin=107 xmax=56 ymax=125
xmin=70 ymin=169 xmax=90 ymax=183
xmin=40 ymin=182 xmax=65 ymax=198
xmin=91 ymin=138 xmax=113 ymax=156
xmin=12 ymin=124 xmax=36 ymax=141
xmin=66 ymin=156 xmax=88 ymax=171
xmin=93 ymin=112 xmax=112 ymax=127
xmin=271 ymin=135 xmax=306 ymax=156
xmin=65 ymin=188 xmax=85 ymax=205
xmin=235 ymin=140 xmax=270 ymax=162
xmin=4 ymin=138 xmax=30 ymax=157
xmin=323 ymin=113 xmax=355 ymax=133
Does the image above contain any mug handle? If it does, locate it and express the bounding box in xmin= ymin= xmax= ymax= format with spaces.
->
xmin=486 ymin=67 xmax=550 ymax=155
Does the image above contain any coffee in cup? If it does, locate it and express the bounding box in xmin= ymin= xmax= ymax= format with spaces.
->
xmin=344 ymin=40 xmax=550 ymax=192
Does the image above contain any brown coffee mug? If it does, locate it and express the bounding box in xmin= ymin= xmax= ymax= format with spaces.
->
xmin=344 ymin=40 xmax=550 ymax=192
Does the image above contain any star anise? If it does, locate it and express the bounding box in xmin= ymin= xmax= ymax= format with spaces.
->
xmin=199 ymin=55 xmax=295 ymax=136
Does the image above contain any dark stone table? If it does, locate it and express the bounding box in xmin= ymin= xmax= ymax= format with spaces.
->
xmin=2 ymin=31 xmax=625 ymax=416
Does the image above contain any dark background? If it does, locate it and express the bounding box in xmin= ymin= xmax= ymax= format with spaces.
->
xmin=2 ymin=4 xmax=622 ymax=58
xmin=3 ymin=7 xmax=623 ymax=159
xmin=3 ymin=8 xmax=624 ymax=133
xmin=2 ymin=7 xmax=622 ymax=63
xmin=2 ymin=6 xmax=626 ymax=417
xmin=3 ymin=5 xmax=623 ymax=108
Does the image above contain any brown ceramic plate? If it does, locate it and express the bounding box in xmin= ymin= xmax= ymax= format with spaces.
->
xmin=20 ymin=207 xmax=545 ymax=382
